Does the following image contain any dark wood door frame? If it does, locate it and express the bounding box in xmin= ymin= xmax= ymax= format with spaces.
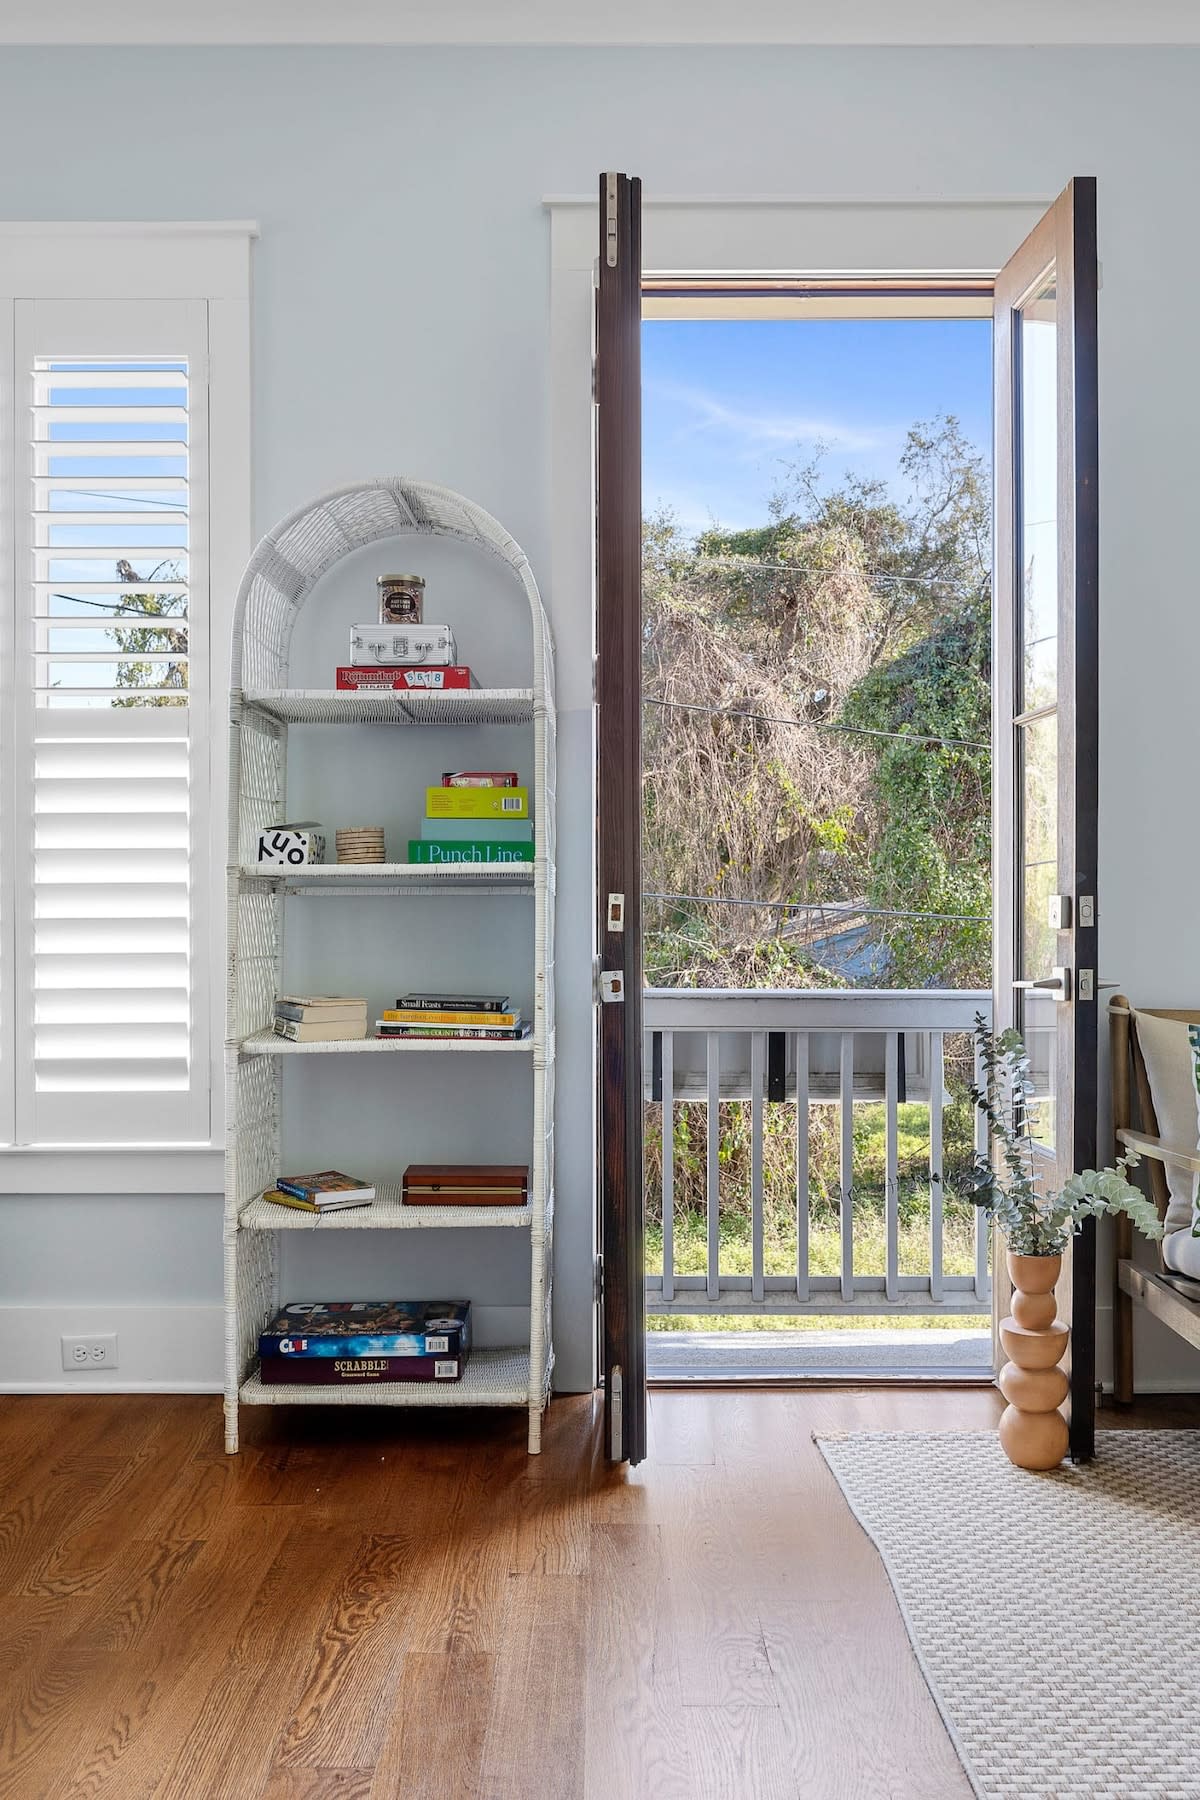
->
xmin=596 ymin=171 xmax=647 ymax=1465
xmin=994 ymin=177 xmax=1099 ymax=1460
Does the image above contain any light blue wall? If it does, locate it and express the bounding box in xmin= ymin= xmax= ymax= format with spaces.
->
xmin=2 ymin=46 xmax=1198 ymax=1391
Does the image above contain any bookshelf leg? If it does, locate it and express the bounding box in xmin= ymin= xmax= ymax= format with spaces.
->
xmin=224 ymin=1397 xmax=240 ymax=1455
xmin=527 ymin=1403 xmax=543 ymax=1455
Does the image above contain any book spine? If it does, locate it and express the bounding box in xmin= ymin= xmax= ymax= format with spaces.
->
xmin=380 ymin=1009 xmax=519 ymax=1027
xmin=407 ymin=841 xmax=534 ymax=865
xmin=274 ymin=1003 xmax=366 ymax=1023
xmin=258 ymin=1329 xmax=467 ymax=1359
xmin=258 ymin=1354 xmax=464 ymax=1385
xmin=260 ymin=1189 xmax=320 ymax=1212
xmin=377 ymin=1025 xmax=528 ymax=1041
xmin=424 ymin=787 xmax=529 ymax=819
xmin=397 ymin=994 xmax=509 ymax=1012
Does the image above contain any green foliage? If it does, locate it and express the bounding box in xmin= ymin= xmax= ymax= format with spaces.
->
xmin=967 ymin=1014 xmax=1164 ymax=1255
xmin=642 ymin=414 xmax=993 ymax=990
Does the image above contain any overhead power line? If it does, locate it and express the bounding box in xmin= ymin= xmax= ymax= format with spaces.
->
xmin=643 ymin=695 xmax=989 ymax=753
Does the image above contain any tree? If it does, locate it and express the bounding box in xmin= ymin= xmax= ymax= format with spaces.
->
xmin=641 ymin=415 xmax=991 ymax=990
xmin=111 ymin=556 xmax=187 ymax=706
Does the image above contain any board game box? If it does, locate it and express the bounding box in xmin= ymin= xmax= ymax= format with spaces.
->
xmin=258 ymin=1354 xmax=464 ymax=1385
xmin=257 ymin=1300 xmax=471 ymax=1360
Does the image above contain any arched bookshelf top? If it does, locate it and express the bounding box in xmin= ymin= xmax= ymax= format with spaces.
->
xmin=231 ymin=477 xmax=551 ymax=694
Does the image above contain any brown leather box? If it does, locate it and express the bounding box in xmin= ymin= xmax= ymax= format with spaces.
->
xmin=401 ymin=1163 xmax=530 ymax=1205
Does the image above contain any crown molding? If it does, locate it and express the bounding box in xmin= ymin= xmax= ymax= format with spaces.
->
xmin=2 ymin=0 xmax=1199 ymax=47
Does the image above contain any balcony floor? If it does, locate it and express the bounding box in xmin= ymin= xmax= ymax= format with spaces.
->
xmin=646 ymin=1323 xmax=993 ymax=1382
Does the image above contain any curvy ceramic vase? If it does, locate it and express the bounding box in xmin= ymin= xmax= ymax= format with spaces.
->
xmin=996 ymin=1251 xmax=1069 ymax=1470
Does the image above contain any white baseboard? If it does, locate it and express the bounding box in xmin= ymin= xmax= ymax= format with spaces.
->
xmin=0 ymin=1302 xmax=224 ymax=1392
xmin=0 ymin=1301 xmax=537 ymax=1393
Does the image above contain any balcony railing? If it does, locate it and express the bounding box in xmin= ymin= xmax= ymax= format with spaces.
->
xmin=643 ymin=988 xmax=993 ymax=1317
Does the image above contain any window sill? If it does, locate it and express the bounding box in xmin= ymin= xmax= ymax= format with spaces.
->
xmin=0 ymin=1145 xmax=225 ymax=1195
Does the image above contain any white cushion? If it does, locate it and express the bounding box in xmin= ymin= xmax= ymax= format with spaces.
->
xmin=1132 ymin=1009 xmax=1200 ymax=1237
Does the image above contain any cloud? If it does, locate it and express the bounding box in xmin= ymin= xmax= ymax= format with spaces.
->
xmin=650 ymin=379 xmax=886 ymax=457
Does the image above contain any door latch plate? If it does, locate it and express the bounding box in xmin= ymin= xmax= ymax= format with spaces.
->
xmin=600 ymin=970 xmax=625 ymax=1003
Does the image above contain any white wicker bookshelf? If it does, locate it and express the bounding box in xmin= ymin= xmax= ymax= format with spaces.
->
xmin=224 ymin=478 xmax=555 ymax=1454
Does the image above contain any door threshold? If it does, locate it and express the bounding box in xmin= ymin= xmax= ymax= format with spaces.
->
xmin=647 ymin=1365 xmax=996 ymax=1388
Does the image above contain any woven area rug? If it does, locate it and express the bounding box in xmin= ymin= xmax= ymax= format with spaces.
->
xmin=816 ymin=1430 xmax=1200 ymax=1800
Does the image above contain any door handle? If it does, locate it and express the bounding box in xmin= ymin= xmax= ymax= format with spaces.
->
xmin=1013 ymin=966 xmax=1071 ymax=1000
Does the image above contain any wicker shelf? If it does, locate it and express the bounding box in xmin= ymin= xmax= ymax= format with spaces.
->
xmin=240 ymin=1345 xmax=537 ymax=1408
xmin=225 ymin=477 xmax=555 ymax=1457
xmin=238 ymin=1184 xmax=532 ymax=1231
xmin=237 ymin=862 xmax=535 ymax=895
xmin=239 ymin=1029 xmax=533 ymax=1057
xmin=242 ymin=687 xmax=534 ymax=726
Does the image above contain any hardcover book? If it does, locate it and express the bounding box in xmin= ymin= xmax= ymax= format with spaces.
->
xmin=258 ymin=1353 xmax=464 ymax=1385
xmin=275 ymin=1170 xmax=376 ymax=1203
xmin=418 ymin=817 xmax=533 ymax=844
xmin=398 ymin=991 xmax=510 ymax=1012
xmin=273 ymin=1017 xmax=368 ymax=1042
xmin=376 ymin=1023 xmax=531 ymax=1042
xmin=259 ymin=1188 xmax=373 ymax=1214
xmin=275 ymin=996 xmax=368 ymax=1023
xmin=424 ymin=786 xmax=528 ymax=820
xmin=408 ymin=841 xmax=534 ymax=865
xmin=380 ymin=1008 xmax=521 ymax=1027
xmin=257 ymin=1300 xmax=471 ymax=1360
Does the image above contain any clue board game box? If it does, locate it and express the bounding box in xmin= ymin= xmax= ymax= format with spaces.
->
xmin=257 ymin=1300 xmax=471 ymax=1360
xmin=258 ymin=1354 xmax=464 ymax=1385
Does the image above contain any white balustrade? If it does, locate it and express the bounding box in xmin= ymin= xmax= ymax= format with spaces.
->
xmin=644 ymin=989 xmax=992 ymax=1316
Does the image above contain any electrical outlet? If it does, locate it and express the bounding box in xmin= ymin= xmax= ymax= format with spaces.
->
xmin=61 ymin=1333 xmax=118 ymax=1371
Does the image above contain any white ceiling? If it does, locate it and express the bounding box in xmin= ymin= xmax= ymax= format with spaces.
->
xmin=2 ymin=0 xmax=1199 ymax=47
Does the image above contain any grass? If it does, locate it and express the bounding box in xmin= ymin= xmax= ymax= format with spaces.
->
xmin=644 ymin=1091 xmax=989 ymax=1334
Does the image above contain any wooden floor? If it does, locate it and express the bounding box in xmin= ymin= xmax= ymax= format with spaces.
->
xmin=0 ymin=1383 xmax=1178 ymax=1799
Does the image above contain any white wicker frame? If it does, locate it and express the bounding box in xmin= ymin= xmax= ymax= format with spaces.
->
xmin=224 ymin=479 xmax=556 ymax=1454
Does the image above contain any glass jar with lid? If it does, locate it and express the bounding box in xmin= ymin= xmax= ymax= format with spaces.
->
xmin=378 ymin=573 xmax=424 ymax=625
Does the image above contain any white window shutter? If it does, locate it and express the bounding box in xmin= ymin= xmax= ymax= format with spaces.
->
xmin=9 ymin=298 xmax=211 ymax=1144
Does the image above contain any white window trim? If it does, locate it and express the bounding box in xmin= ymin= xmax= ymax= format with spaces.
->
xmin=543 ymin=193 xmax=1051 ymax=1387
xmin=0 ymin=223 xmax=254 ymax=1193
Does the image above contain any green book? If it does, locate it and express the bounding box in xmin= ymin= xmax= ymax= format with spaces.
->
xmin=408 ymin=840 xmax=534 ymax=865
xmin=418 ymin=817 xmax=533 ymax=844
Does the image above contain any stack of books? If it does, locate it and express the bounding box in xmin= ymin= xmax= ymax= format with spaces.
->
xmin=261 ymin=1170 xmax=376 ymax=1215
xmin=272 ymin=995 xmax=368 ymax=1042
xmin=408 ymin=773 xmax=534 ymax=866
xmin=257 ymin=1300 xmax=472 ymax=1385
xmin=376 ymin=991 xmax=531 ymax=1043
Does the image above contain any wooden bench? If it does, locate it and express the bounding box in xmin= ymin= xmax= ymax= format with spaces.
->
xmin=1109 ymin=995 xmax=1200 ymax=1403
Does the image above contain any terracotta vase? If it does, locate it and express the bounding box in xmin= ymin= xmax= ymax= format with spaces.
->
xmin=996 ymin=1251 xmax=1069 ymax=1470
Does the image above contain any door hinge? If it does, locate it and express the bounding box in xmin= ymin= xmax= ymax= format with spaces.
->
xmin=591 ymin=358 xmax=598 ymax=404
xmin=600 ymin=970 xmax=625 ymax=1003
xmin=609 ymin=1363 xmax=623 ymax=1461
xmin=594 ymin=1254 xmax=604 ymax=1303
xmin=606 ymin=892 xmax=625 ymax=933
xmin=605 ymin=172 xmax=618 ymax=267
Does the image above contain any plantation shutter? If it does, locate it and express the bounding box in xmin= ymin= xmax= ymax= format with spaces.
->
xmin=8 ymin=298 xmax=210 ymax=1144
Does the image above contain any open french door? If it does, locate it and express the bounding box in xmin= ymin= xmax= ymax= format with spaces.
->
xmin=993 ymin=179 xmax=1100 ymax=1461
xmin=596 ymin=171 xmax=647 ymax=1465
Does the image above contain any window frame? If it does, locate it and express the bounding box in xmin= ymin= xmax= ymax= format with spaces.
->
xmin=0 ymin=223 xmax=253 ymax=1192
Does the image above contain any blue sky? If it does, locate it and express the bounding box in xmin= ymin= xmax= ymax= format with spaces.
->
xmin=642 ymin=317 xmax=992 ymax=538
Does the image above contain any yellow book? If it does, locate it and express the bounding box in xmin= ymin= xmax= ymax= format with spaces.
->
xmin=425 ymin=786 xmax=528 ymax=820
xmin=380 ymin=1008 xmax=522 ymax=1027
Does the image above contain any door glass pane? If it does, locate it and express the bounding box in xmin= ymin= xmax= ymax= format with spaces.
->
xmin=1019 ymin=710 xmax=1057 ymax=1149
xmin=1019 ymin=277 xmax=1057 ymax=713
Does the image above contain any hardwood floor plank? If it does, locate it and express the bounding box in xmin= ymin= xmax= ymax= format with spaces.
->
xmin=684 ymin=1702 xmax=795 ymax=1800
xmin=478 ymin=1574 xmax=585 ymax=1800
xmin=272 ymin=1533 xmax=414 ymax=1771
xmin=260 ymin=1766 xmax=372 ymax=1799
xmin=369 ymin=1651 xmax=493 ymax=1800
xmin=584 ymin=1523 xmax=695 ymax=1800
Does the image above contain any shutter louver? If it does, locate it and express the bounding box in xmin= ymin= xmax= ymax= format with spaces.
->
xmin=10 ymin=303 xmax=211 ymax=1144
